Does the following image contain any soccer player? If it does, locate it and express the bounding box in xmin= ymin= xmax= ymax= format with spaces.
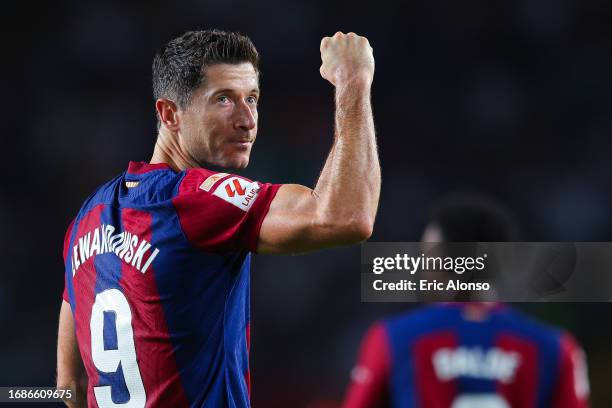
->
xmin=56 ymin=29 xmax=379 ymax=407
xmin=343 ymin=194 xmax=590 ymax=408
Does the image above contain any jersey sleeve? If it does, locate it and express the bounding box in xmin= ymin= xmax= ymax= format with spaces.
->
xmin=62 ymin=218 xmax=76 ymax=302
xmin=552 ymin=333 xmax=590 ymax=408
xmin=172 ymin=169 xmax=281 ymax=253
xmin=342 ymin=322 xmax=391 ymax=408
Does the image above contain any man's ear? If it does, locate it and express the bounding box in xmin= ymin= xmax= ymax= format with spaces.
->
xmin=155 ymin=98 xmax=180 ymax=132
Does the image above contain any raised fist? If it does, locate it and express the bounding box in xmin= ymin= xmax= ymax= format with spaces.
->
xmin=320 ymin=32 xmax=374 ymax=87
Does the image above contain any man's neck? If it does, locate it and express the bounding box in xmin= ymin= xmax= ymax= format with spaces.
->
xmin=150 ymin=128 xmax=197 ymax=172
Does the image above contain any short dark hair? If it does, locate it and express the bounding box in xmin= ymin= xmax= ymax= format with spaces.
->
xmin=152 ymin=29 xmax=260 ymax=112
xmin=429 ymin=193 xmax=520 ymax=242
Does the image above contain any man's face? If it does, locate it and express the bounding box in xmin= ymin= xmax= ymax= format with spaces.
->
xmin=178 ymin=62 xmax=259 ymax=169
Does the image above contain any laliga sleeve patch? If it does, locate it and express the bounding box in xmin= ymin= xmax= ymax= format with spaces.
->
xmin=212 ymin=176 xmax=260 ymax=211
xmin=199 ymin=172 xmax=229 ymax=192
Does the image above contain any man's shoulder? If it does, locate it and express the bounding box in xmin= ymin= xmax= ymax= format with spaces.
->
xmin=176 ymin=168 xmax=266 ymax=212
xmin=498 ymin=307 xmax=566 ymax=341
xmin=178 ymin=168 xmax=232 ymax=194
xmin=379 ymin=305 xmax=451 ymax=340
xmin=73 ymin=173 xmax=125 ymax=219
xmin=62 ymin=172 xmax=125 ymax=252
xmin=384 ymin=305 xmax=452 ymax=326
xmin=178 ymin=168 xmax=260 ymax=195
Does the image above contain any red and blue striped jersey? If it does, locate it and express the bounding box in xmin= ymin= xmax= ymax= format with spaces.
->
xmin=344 ymin=304 xmax=590 ymax=408
xmin=62 ymin=161 xmax=280 ymax=408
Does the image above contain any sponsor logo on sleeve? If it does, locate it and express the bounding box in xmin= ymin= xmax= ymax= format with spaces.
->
xmin=212 ymin=176 xmax=260 ymax=211
xmin=199 ymin=172 xmax=229 ymax=192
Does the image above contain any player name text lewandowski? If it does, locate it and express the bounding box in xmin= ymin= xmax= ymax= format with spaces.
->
xmin=71 ymin=224 xmax=160 ymax=276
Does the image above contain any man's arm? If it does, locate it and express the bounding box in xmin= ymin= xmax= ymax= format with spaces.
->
xmin=552 ymin=334 xmax=590 ymax=408
xmin=258 ymin=32 xmax=380 ymax=254
xmin=343 ymin=322 xmax=391 ymax=408
xmin=57 ymin=300 xmax=88 ymax=408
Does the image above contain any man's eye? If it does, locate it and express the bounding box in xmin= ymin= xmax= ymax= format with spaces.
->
xmin=217 ymin=96 xmax=231 ymax=104
xmin=246 ymin=96 xmax=258 ymax=105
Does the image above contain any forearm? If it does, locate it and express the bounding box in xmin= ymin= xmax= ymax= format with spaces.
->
xmin=57 ymin=301 xmax=88 ymax=408
xmin=314 ymin=78 xmax=380 ymax=228
xmin=57 ymin=377 xmax=87 ymax=408
xmin=257 ymin=33 xmax=378 ymax=253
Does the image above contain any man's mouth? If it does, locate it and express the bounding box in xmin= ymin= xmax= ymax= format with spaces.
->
xmin=230 ymin=139 xmax=252 ymax=146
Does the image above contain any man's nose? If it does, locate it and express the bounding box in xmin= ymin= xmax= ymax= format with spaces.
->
xmin=234 ymin=100 xmax=256 ymax=131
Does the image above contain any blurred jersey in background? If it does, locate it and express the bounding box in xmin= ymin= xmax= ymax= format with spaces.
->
xmin=343 ymin=194 xmax=590 ymax=408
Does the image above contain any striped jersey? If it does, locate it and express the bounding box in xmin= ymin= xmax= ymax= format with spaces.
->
xmin=343 ymin=304 xmax=590 ymax=408
xmin=62 ymin=161 xmax=280 ymax=407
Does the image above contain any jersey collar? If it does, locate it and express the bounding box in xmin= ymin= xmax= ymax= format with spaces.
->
xmin=127 ymin=161 xmax=173 ymax=175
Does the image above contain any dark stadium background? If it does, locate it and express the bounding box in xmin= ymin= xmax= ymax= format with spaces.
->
xmin=5 ymin=0 xmax=612 ymax=406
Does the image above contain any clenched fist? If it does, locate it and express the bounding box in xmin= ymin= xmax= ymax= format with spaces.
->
xmin=320 ymin=32 xmax=374 ymax=87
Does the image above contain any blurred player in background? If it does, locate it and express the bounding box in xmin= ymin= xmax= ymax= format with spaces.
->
xmin=343 ymin=194 xmax=590 ymax=408
xmin=57 ymin=29 xmax=379 ymax=407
